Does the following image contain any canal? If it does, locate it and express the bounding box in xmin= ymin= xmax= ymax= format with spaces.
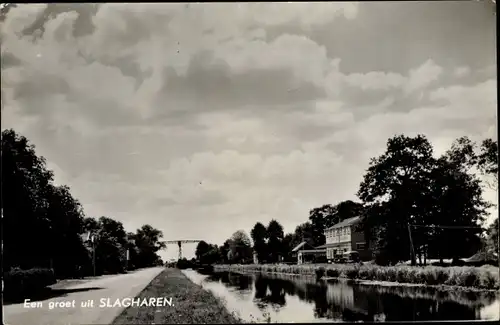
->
xmin=182 ymin=269 xmax=499 ymax=323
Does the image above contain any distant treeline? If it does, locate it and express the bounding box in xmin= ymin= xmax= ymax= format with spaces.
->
xmin=2 ymin=129 xmax=166 ymax=280
xmin=195 ymin=134 xmax=498 ymax=266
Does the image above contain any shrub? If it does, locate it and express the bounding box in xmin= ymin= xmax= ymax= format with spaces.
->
xmin=480 ymin=271 xmax=498 ymax=290
xmin=345 ymin=267 xmax=359 ymax=279
xmin=396 ymin=267 xmax=411 ymax=283
xmin=459 ymin=270 xmax=480 ymax=288
xmin=315 ymin=267 xmax=325 ymax=280
xmin=326 ymin=268 xmax=340 ymax=278
xmin=214 ymin=263 xmax=499 ymax=290
xmin=3 ymin=267 xmax=56 ymax=299
xmin=385 ymin=267 xmax=397 ymax=282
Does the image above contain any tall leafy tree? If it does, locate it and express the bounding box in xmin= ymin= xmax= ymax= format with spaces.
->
xmin=309 ymin=201 xmax=364 ymax=247
xmin=45 ymin=184 xmax=88 ymax=277
xmin=477 ymin=138 xmax=498 ymax=189
xmin=195 ymin=241 xmax=211 ymax=262
xmin=134 ymin=224 xmax=166 ymax=268
xmin=94 ymin=216 xmax=129 ymax=274
xmin=426 ymin=138 xmax=491 ymax=263
xmin=308 ymin=204 xmax=336 ymax=246
xmin=228 ymin=230 xmax=252 ymax=264
xmin=267 ymin=219 xmax=284 ymax=263
xmin=250 ymin=222 xmax=268 ymax=263
xmin=2 ymin=129 xmax=55 ymax=269
xmin=289 ymin=222 xmax=314 ymax=249
xmin=357 ymin=135 xmax=435 ymax=265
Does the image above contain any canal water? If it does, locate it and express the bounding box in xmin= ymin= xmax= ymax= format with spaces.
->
xmin=182 ymin=269 xmax=499 ymax=323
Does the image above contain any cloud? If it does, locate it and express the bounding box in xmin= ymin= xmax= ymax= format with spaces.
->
xmin=454 ymin=66 xmax=471 ymax=78
xmin=1 ymin=3 xmax=496 ymax=260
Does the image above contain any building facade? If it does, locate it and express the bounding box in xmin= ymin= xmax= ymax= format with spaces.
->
xmin=323 ymin=216 xmax=372 ymax=261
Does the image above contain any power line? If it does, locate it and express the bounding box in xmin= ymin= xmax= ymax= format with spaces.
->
xmin=410 ymin=224 xmax=484 ymax=230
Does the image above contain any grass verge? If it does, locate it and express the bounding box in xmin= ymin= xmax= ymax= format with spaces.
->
xmin=214 ymin=264 xmax=499 ymax=290
xmin=112 ymin=268 xmax=242 ymax=324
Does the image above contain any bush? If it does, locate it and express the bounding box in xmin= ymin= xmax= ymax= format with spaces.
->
xmin=213 ymin=263 xmax=499 ymax=289
xmin=3 ymin=267 xmax=56 ymax=299
xmin=326 ymin=268 xmax=340 ymax=278
xmin=315 ymin=267 xmax=325 ymax=280
xmin=480 ymin=271 xmax=498 ymax=289
xmin=345 ymin=267 xmax=359 ymax=279
xmin=459 ymin=270 xmax=480 ymax=287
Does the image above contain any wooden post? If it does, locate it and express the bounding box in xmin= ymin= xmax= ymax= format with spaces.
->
xmin=93 ymin=239 xmax=96 ymax=277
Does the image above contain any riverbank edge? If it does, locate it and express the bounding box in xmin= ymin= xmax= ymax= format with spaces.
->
xmin=214 ymin=264 xmax=500 ymax=292
xmin=112 ymin=268 xmax=242 ymax=324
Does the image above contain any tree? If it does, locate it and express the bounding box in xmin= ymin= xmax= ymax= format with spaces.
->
xmin=477 ymin=138 xmax=498 ymax=189
xmin=228 ymin=230 xmax=252 ymax=264
xmin=289 ymin=222 xmax=314 ymax=249
xmin=134 ymin=224 xmax=166 ymax=268
xmin=251 ymin=222 xmax=268 ymax=263
xmin=308 ymin=204 xmax=336 ymax=246
xmin=485 ymin=218 xmax=499 ymax=256
xmin=359 ymin=134 xmax=490 ymax=266
xmin=334 ymin=200 xmax=365 ymax=221
xmin=195 ymin=241 xmax=221 ymax=265
xmin=2 ymin=129 xmax=55 ymax=270
xmin=425 ymin=142 xmax=490 ymax=263
xmin=357 ymin=134 xmax=435 ymax=265
xmin=94 ymin=216 xmax=129 ymax=274
xmin=195 ymin=241 xmax=211 ymax=260
xmin=267 ymin=220 xmax=284 ymax=263
xmin=309 ymin=201 xmax=364 ymax=247
xmin=281 ymin=233 xmax=294 ymax=262
xmin=45 ymin=184 xmax=88 ymax=277
xmin=220 ymin=240 xmax=231 ymax=264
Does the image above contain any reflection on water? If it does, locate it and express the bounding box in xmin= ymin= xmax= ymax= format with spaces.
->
xmin=182 ymin=269 xmax=499 ymax=323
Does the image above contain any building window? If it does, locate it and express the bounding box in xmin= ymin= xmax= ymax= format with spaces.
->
xmin=356 ymin=242 xmax=366 ymax=250
xmin=343 ymin=228 xmax=347 ymax=235
xmin=346 ymin=227 xmax=350 ymax=235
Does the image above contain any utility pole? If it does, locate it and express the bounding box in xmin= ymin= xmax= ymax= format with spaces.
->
xmin=178 ymin=241 xmax=182 ymax=260
xmin=92 ymin=234 xmax=97 ymax=277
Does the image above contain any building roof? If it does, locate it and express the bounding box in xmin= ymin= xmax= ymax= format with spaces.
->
xmin=326 ymin=216 xmax=361 ymax=230
xmin=291 ymin=241 xmax=315 ymax=252
xmin=316 ymin=243 xmax=344 ymax=249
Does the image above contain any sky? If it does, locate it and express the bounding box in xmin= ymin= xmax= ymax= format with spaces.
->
xmin=1 ymin=2 xmax=497 ymax=261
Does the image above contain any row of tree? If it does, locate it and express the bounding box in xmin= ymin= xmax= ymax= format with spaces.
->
xmin=2 ymin=129 xmax=166 ymax=278
xmin=195 ymin=134 xmax=498 ymax=267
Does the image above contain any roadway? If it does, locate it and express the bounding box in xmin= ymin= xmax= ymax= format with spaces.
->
xmin=4 ymin=267 xmax=165 ymax=325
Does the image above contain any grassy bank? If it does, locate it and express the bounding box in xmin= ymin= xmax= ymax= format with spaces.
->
xmin=214 ymin=264 xmax=499 ymax=290
xmin=112 ymin=268 xmax=241 ymax=324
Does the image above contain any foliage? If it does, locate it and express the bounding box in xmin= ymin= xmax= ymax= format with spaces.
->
xmin=133 ymin=224 xmax=166 ymax=268
xmin=358 ymin=134 xmax=489 ymax=265
xmin=309 ymin=201 xmax=364 ymax=247
xmin=251 ymin=222 xmax=268 ymax=263
xmin=176 ymin=258 xmax=194 ymax=269
xmin=3 ymin=267 xmax=56 ymax=300
xmin=195 ymin=241 xmax=222 ymax=265
xmin=2 ymin=129 xmax=166 ymax=279
xmin=477 ymin=138 xmax=498 ymax=189
xmin=228 ymin=230 xmax=253 ymax=264
xmin=266 ymin=219 xmax=284 ymax=263
xmin=485 ymin=218 xmax=499 ymax=256
xmin=2 ymin=129 xmax=56 ymax=270
xmin=214 ymin=264 xmax=500 ymax=290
